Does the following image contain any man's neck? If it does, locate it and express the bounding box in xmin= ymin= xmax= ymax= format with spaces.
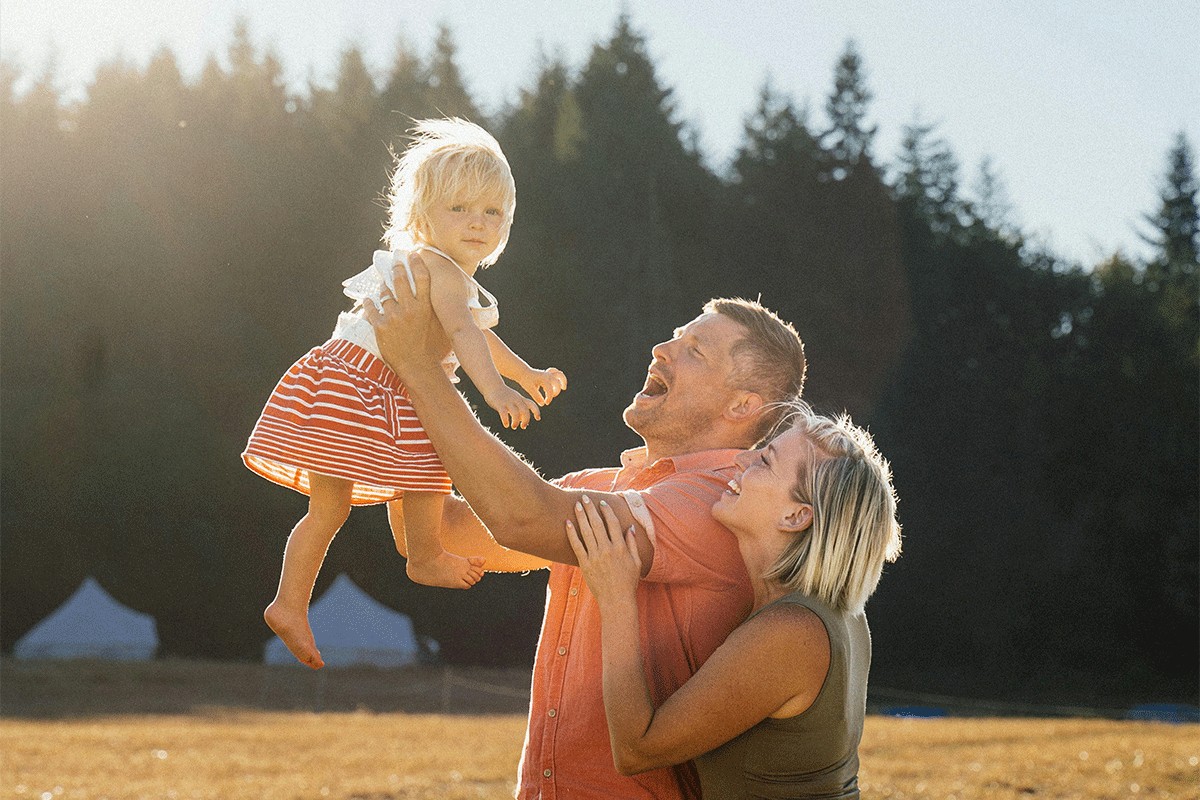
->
xmin=642 ymin=436 xmax=747 ymax=466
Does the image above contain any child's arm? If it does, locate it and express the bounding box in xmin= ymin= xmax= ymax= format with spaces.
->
xmin=484 ymin=329 xmax=568 ymax=407
xmin=423 ymin=253 xmax=541 ymax=429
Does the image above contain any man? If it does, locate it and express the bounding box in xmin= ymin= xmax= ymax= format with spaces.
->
xmin=367 ymin=255 xmax=806 ymax=799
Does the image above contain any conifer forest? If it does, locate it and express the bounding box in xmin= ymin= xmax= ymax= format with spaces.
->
xmin=2 ymin=18 xmax=1196 ymax=705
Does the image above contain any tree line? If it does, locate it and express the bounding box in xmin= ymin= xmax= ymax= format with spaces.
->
xmin=2 ymin=16 xmax=1195 ymax=704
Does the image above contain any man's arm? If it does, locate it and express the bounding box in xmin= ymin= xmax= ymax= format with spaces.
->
xmin=365 ymin=255 xmax=650 ymax=567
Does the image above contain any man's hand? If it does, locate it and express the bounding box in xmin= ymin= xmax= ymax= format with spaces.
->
xmin=364 ymin=253 xmax=450 ymax=381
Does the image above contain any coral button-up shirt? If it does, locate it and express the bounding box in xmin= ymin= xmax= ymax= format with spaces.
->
xmin=516 ymin=447 xmax=754 ymax=800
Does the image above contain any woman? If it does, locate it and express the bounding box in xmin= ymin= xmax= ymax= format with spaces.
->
xmin=566 ymin=402 xmax=901 ymax=798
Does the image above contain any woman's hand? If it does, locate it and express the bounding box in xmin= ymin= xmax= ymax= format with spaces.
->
xmin=566 ymin=495 xmax=642 ymax=605
xmin=518 ymin=367 xmax=568 ymax=407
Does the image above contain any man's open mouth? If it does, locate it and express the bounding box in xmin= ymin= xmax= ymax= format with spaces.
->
xmin=639 ymin=373 xmax=668 ymax=398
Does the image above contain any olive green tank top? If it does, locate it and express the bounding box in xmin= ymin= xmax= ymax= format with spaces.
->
xmin=693 ymin=592 xmax=870 ymax=799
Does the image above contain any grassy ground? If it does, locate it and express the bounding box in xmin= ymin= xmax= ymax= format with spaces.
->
xmin=2 ymin=660 xmax=1197 ymax=799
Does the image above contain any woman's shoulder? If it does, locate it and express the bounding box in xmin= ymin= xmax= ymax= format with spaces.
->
xmin=727 ymin=597 xmax=830 ymax=660
xmin=743 ymin=597 xmax=829 ymax=640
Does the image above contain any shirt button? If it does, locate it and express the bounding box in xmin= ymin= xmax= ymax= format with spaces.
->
xmin=570 ymin=587 xmax=578 ymax=596
xmin=544 ymin=769 xmax=553 ymax=778
xmin=548 ymin=708 xmax=557 ymax=717
xmin=557 ymin=646 xmax=567 ymax=655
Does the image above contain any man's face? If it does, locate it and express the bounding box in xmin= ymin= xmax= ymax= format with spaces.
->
xmin=623 ymin=312 xmax=747 ymax=451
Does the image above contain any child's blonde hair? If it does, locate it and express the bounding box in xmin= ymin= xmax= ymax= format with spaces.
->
xmin=384 ymin=118 xmax=516 ymax=268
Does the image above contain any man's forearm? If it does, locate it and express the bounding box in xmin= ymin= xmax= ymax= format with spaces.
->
xmin=390 ymin=496 xmax=550 ymax=573
xmin=401 ymin=360 xmax=582 ymax=563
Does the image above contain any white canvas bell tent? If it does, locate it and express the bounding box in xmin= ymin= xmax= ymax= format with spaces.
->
xmin=13 ymin=577 xmax=158 ymax=661
xmin=263 ymin=573 xmax=420 ymax=668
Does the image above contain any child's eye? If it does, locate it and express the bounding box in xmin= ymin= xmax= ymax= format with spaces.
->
xmin=451 ymin=205 xmax=465 ymax=212
xmin=486 ymin=208 xmax=502 ymax=216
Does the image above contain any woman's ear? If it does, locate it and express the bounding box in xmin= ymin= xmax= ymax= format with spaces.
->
xmin=781 ymin=503 xmax=813 ymax=534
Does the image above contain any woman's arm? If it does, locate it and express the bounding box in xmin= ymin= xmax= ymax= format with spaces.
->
xmin=568 ymin=499 xmax=831 ymax=775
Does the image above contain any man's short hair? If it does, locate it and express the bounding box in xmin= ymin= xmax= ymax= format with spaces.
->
xmin=705 ymin=297 xmax=807 ymax=443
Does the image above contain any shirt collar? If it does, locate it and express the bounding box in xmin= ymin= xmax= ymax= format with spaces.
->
xmin=619 ymin=446 xmax=743 ymax=473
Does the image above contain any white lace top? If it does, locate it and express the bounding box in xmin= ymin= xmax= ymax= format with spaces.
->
xmin=331 ymin=245 xmax=499 ymax=381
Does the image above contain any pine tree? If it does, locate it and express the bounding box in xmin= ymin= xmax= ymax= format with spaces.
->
xmin=723 ymin=80 xmax=908 ymax=416
xmin=822 ymin=40 xmax=877 ymax=175
xmin=970 ymin=155 xmax=1017 ymax=239
xmin=427 ymin=25 xmax=480 ymax=120
xmin=1144 ymin=132 xmax=1199 ymax=273
xmin=572 ymin=15 xmax=699 ymax=365
xmin=894 ymin=114 xmax=965 ymax=238
xmin=1142 ymin=132 xmax=1199 ymax=344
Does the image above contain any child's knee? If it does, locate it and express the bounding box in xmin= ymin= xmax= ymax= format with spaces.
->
xmin=307 ymin=490 xmax=353 ymax=527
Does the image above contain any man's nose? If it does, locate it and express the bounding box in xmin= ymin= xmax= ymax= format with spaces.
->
xmin=651 ymin=340 xmax=671 ymax=361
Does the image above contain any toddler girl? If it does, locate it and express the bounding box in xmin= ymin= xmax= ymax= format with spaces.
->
xmin=242 ymin=119 xmax=566 ymax=669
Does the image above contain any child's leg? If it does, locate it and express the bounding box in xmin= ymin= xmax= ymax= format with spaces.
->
xmin=392 ymin=492 xmax=484 ymax=590
xmin=264 ymin=472 xmax=353 ymax=669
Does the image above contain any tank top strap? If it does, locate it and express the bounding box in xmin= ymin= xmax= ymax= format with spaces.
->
xmin=408 ymin=245 xmax=496 ymax=308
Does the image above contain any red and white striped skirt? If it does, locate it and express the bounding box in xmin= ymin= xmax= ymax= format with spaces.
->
xmin=242 ymin=338 xmax=452 ymax=504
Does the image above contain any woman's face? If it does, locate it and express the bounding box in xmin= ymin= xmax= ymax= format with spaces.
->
xmin=712 ymin=425 xmax=814 ymax=538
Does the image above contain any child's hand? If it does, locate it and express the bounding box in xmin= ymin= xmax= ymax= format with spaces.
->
xmin=486 ymin=385 xmax=542 ymax=430
xmin=519 ymin=367 xmax=568 ymax=407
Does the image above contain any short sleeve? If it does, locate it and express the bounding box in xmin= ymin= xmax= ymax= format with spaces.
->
xmin=639 ymin=467 xmax=747 ymax=590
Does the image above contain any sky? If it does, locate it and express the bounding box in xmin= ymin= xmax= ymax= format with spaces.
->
xmin=3 ymin=0 xmax=1197 ymax=266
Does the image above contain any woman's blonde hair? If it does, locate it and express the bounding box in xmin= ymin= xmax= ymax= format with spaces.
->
xmin=384 ymin=118 xmax=516 ymax=267
xmin=764 ymin=401 xmax=902 ymax=615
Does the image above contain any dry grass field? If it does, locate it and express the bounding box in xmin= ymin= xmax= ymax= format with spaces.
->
xmin=2 ymin=660 xmax=1197 ymax=800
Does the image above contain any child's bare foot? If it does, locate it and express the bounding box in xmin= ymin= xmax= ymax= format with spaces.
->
xmin=264 ymin=601 xmax=324 ymax=669
xmin=406 ymin=551 xmax=486 ymax=589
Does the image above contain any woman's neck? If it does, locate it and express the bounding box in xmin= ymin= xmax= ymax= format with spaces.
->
xmin=736 ymin=534 xmax=791 ymax=612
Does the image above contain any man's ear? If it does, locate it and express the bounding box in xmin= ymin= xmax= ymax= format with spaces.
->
xmin=725 ymin=391 xmax=765 ymax=423
xmin=780 ymin=503 xmax=813 ymax=534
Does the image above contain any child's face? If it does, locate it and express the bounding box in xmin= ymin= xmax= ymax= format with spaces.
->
xmin=421 ymin=193 xmax=507 ymax=269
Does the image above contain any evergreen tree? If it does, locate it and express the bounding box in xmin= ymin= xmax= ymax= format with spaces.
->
xmin=558 ymin=13 xmax=718 ymax=461
xmin=893 ymin=114 xmax=965 ymax=239
xmin=724 ymin=81 xmax=908 ymax=415
xmin=822 ymin=40 xmax=877 ymax=175
xmin=970 ymin=155 xmax=1017 ymax=239
xmin=427 ymin=25 xmax=480 ymax=120
xmin=1144 ymin=132 xmax=1199 ymax=273
xmin=1143 ymin=132 xmax=1199 ymax=346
